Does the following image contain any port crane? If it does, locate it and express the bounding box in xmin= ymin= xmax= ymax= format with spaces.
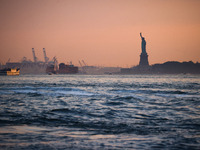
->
xmin=43 ymin=48 xmax=49 ymax=63
xmin=79 ymin=60 xmax=83 ymax=67
xmin=82 ymin=60 xmax=87 ymax=66
xmin=52 ymin=56 xmax=58 ymax=71
xmin=32 ymin=48 xmax=38 ymax=63
xmin=79 ymin=60 xmax=86 ymax=74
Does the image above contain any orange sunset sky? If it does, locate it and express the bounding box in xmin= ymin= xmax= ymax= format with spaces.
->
xmin=0 ymin=0 xmax=200 ymax=67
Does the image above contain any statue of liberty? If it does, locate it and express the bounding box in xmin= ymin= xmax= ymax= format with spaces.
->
xmin=139 ymin=32 xmax=149 ymax=67
xmin=140 ymin=32 xmax=146 ymax=54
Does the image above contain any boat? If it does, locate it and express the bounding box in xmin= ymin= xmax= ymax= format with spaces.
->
xmin=0 ymin=68 xmax=20 ymax=76
xmin=58 ymin=63 xmax=78 ymax=74
xmin=46 ymin=62 xmax=78 ymax=74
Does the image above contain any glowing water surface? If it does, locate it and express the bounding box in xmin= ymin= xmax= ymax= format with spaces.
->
xmin=0 ymin=74 xmax=199 ymax=149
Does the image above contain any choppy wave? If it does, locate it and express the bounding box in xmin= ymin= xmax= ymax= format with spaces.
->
xmin=0 ymin=75 xmax=200 ymax=149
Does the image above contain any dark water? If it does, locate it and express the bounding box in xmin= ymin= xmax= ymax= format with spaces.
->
xmin=0 ymin=75 xmax=200 ymax=149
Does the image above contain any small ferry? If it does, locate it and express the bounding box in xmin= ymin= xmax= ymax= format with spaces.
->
xmin=0 ymin=68 xmax=20 ymax=76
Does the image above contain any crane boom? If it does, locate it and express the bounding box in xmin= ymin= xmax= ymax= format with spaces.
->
xmin=82 ymin=60 xmax=87 ymax=66
xmin=43 ymin=48 xmax=49 ymax=63
xmin=79 ymin=60 xmax=83 ymax=67
xmin=32 ymin=48 xmax=37 ymax=63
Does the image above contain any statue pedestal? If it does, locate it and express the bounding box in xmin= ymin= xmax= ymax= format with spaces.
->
xmin=139 ymin=52 xmax=149 ymax=67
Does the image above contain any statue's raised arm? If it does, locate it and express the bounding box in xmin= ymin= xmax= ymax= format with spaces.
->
xmin=140 ymin=32 xmax=146 ymax=54
xmin=140 ymin=32 xmax=143 ymax=38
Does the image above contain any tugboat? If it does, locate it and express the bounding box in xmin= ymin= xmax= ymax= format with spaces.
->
xmin=0 ymin=68 xmax=20 ymax=76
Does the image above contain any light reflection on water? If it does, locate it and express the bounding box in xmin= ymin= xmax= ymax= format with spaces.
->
xmin=0 ymin=74 xmax=200 ymax=149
